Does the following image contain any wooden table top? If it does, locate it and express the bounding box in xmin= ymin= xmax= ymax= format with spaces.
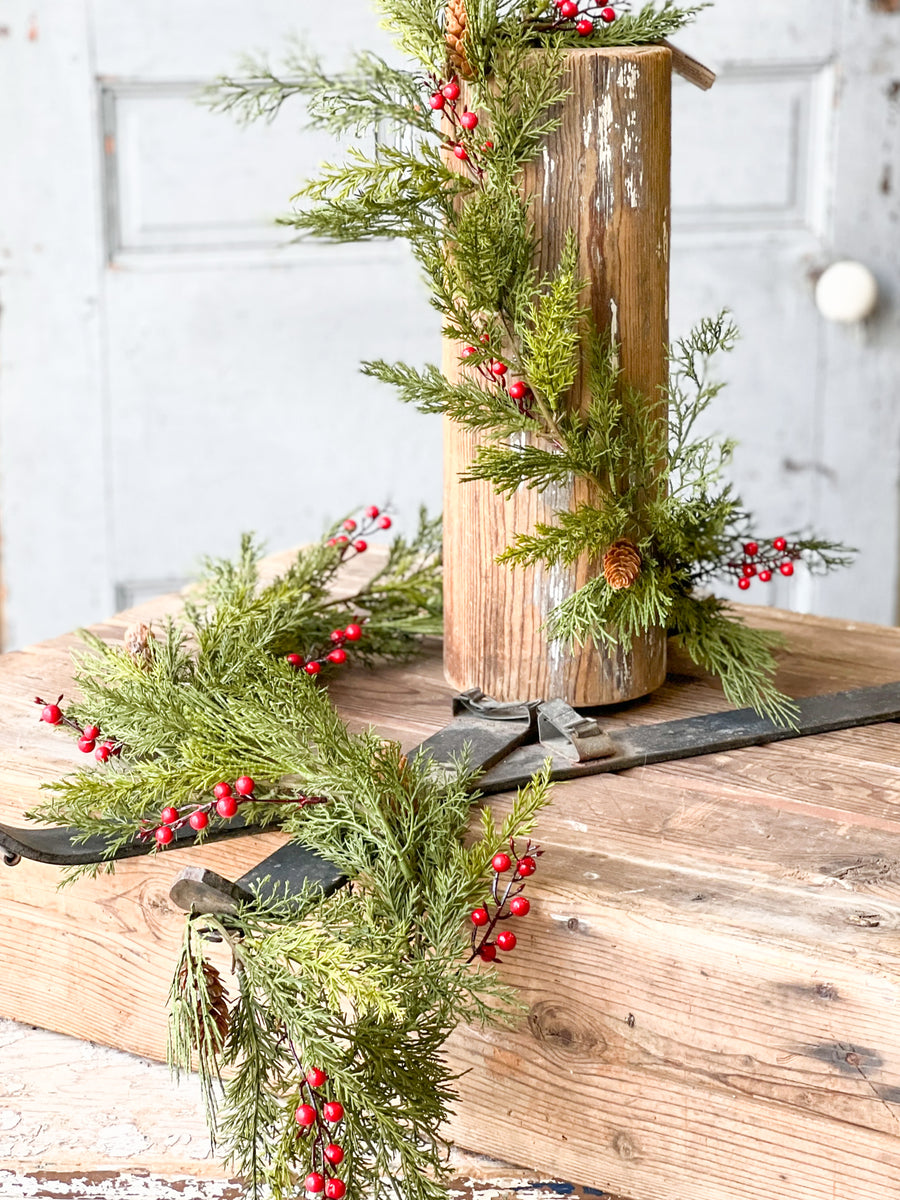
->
xmin=2 ymin=550 xmax=900 ymax=1200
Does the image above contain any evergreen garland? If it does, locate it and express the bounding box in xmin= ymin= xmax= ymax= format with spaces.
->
xmin=31 ymin=510 xmax=443 ymax=877
xmin=206 ymin=0 xmax=850 ymax=724
xmin=33 ymin=508 xmax=554 ymax=1200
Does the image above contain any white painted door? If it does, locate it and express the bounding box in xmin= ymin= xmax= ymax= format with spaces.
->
xmin=1 ymin=0 xmax=899 ymax=647
xmin=670 ymin=0 xmax=900 ymax=623
xmin=0 ymin=0 xmax=441 ymax=648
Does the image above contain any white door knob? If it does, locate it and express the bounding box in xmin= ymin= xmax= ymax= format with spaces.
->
xmin=815 ymin=260 xmax=879 ymax=323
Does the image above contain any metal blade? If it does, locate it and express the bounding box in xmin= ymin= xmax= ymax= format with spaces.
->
xmin=474 ymin=681 xmax=900 ymax=793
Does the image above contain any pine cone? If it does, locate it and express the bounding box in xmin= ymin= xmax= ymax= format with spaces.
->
xmin=603 ymin=539 xmax=642 ymax=591
xmin=124 ymin=621 xmax=156 ymax=669
xmin=179 ymin=957 xmax=230 ymax=1052
xmin=446 ymin=0 xmax=473 ymax=80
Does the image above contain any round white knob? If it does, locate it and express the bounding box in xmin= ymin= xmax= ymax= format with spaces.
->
xmin=815 ymin=260 xmax=879 ymax=324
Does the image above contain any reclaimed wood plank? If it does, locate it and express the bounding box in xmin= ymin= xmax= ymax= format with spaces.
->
xmin=3 ymin=550 xmax=900 ymax=1198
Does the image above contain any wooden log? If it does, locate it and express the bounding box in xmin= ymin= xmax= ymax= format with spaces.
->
xmin=443 ymin=46 xmax=672 ymax=706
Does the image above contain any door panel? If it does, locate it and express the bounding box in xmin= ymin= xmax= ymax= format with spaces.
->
xmin=2 ymin=0 xmax=899 ymax=646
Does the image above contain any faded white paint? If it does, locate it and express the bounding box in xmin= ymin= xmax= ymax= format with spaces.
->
xmin=0 ymin=1017 xmax=585 ymax=1197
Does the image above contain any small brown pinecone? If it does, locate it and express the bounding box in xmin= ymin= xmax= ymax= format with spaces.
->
xmin=123 ymin=621 xmax=155 ymax=669
xmin=603 ymin=539 xmax=642 ymax=591
xmin=446 ymin=0 xmax=473 ymax=79
xmin=179 ymin=957 xmax=230 ymax=1052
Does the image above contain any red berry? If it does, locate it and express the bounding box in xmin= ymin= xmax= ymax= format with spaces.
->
xmin=490 ymin=360 xmax=508 ymax=376
xmin=454 ymin=144 xmax=468 ymax=161
xmin=189 ymin=810 xmax=209 ymax=831
xmin=461 ymin=345 xmax=477 ymax=358
xmin=365 ymin=505 xmax=380 ymax=518
xmin=234 ymin=776 xmax=255 ymax=796
xmin=479 ymin=333 xmax=491 ymax=344
xmin=471 ymin=907 xmax=490 ymax=926
xmin=442 ymin=79 xmax=460 ymax=101
xmin=330 ymin=629 xmax=346 ymax=644
xmin=161 ymin=806 xmax=179 ymax=825
xmin=738 ymin=577 xmax=751 ymax=591
xmin=83 ymin=724 xmax=100 ymax=740
xmin=742 ymin=563 xmax=756 ymax=578
xmin=759 ymin=569 xmax=772 ymax=583
xmin=479 ymin=943 xmax=497 ymax=962
xmin=336 ymin=535 xmax=349 ymax=545
xmin=492 ymin=852 xmax=512 ymax=873
xmin=95 ymin=744 xmax=111 ymax=762
xmin=325 ymin=1182 xmax=346 ymax=1200
xmin=295 ymin=1104 xmax=316 ymax=1128
xmin=497 ymin=930 xmax=517 ymax=952
xmin=378 ymin=516 xmax=392 ymax=530
xmin=780 ymin=561 xmax=795 ymax=577
xmin=213 ymin=782 xmax=232 ymax=800
xmin=510 ymin=896 xmax=530 ymax=917
xmin=286 ymin=653 xmax=303 ymax=668
xmin=560 ymin=0 xmax=578 ymax=15
xmin=343 ymin=519 xmax=356 ymax=533
xmin=327 ymin=538 xmax=337 ymax=547
xmin=155 ymin=825 xmax=174 ymax=845
xmin=744 ymin=541 xmax=759 ymax=557
xmin=429 ymin=92 xmax=445 ymax=110
xmin=324 ymin=1144 xmax=344 ymax=1166
xmin=323 ymin=1101 xmax=344 ymax=1123
xmin=216 ymin=796 xmax=239 ymax=819
xmin=305 ymin=661 xmax=322 ymax=676
xmin=354 ymin=540 xmax=368 ymax=553
xmin=508 ymin=381 xmax=527 ymax=400
xmin=305 ymin=1174 xmax=325 ymax=1195
xmin=78 ymin=736 xmax=96 ymax=753
xmin=41 ymin=704 xmax=63 ymax=725
xmin=344 ymin=624 xmax=362 ymax=642
xmin=773 ymin=537 xmax=787 ymax=552
xmin=576 ymin=18 xmax=593 ymax=34
xmin=460 ymin=110 xmax=479 ymax=130
xmin=600 ymin=6 xmax=617 ymax=21
xmin=327 ymin=648 xmax=348 ymax=665
xmin=306 ymin=1067 xmax=328 ymax=1088
xmin=482 ymin=140 xmax=494 ymax=150
xmin=516 ymin=856 xmax=537 ymax=877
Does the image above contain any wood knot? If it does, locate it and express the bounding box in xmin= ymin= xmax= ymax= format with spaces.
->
xmin=845 ymin=1051 xmax=862 ymax=1067
xmin=815 ymin=982 xmax=839 ymax=1000
xmin=612 ymin=1131 xmax=641 ymax=1160
xmin=527 ymin=1000 xmax=608 ymax=1064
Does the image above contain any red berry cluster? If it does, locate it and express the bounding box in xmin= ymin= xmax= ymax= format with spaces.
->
xmin=729 ymin=536 xmax=800 ymax=592
xmin=429 ymin=78 xmax=493 ymax=180
xmin=460 ymin=336 xmax=537 ymax=420
xmin=293 ymin=1066 xmax=348 ymax=1199
xmin=286 ymin=623 xmax=363 ymax=677
xmin=326 ymin=505 xmax=392 ymax=557
xmin=469 ymin=840 xmax=541 ymax=963
xmin=547 ymin=0 xmax=616 ymax=36
xmin=36 ymin=696 xmax=122 ymax=762
xmin=146 ymin=776 xmax=327 ymax=847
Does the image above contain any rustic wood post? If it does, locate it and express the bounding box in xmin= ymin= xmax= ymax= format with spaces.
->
xmin=443 ymin=45 xmax=672 ymax=706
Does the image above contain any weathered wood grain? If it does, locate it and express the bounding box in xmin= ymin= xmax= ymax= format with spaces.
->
xmin=442 ymin=46 xmax=672 ymax=707
xmin=4 ymin=548 xmax=900 ymax=1198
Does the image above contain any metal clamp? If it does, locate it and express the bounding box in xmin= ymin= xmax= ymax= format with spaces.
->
xmin=537 ymin=699 xmax=616 ymax=763
xmin=452 ymin=688 xmax=541 ymax=725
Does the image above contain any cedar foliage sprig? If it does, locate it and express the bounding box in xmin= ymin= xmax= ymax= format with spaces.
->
xmin=169 ymin=765 xmax=553 ymax=1200
xmin=29 ymin=512 xmax=443 ymax=876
